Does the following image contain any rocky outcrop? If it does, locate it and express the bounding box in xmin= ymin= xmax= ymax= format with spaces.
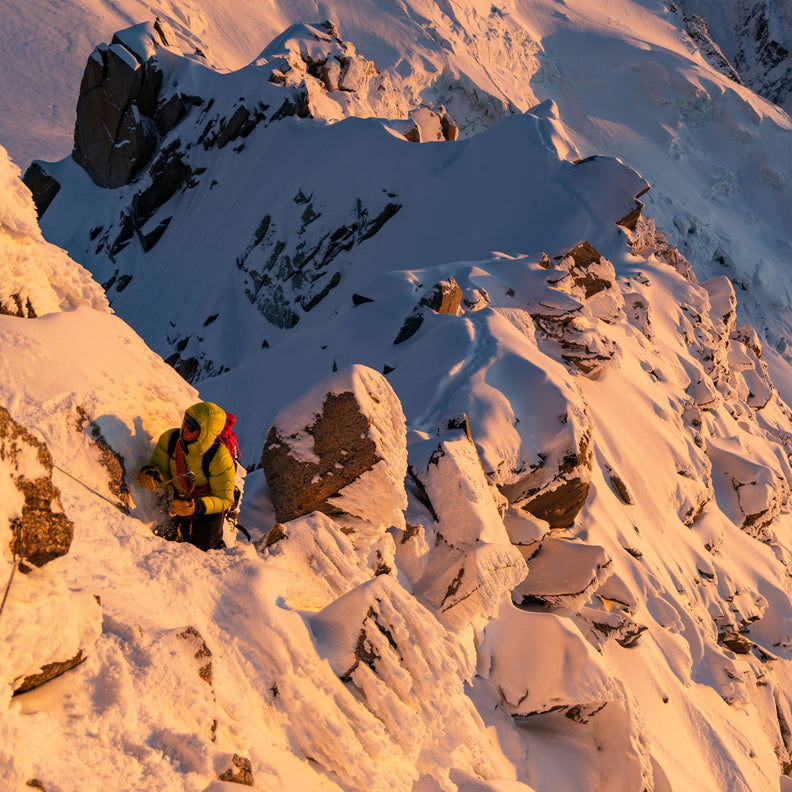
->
xmin=75 ymin=406 xmax=130 ymax=513
xmin=733 ymin=0 xmax=792 ymax=110
xmin=0 ymin=404 xmax=105 ymax=700
xmin=678 ymin=10 xmax=742 ymax=83
xmin=308 ymin=574 xmax=502 ymax=783
xmin=261 ymin=365 xmax=407 ymax=527
xmin=394 ymin=278 xmax=462 ymax=344
xmin=405 ymin=417 xmax=526 ymax=626
xmin=396 ymin=106 xmax=460 ymax=143
xmin=13 ymin=650 xmax=86 ymax=695
xmin=499 ymin=410 xmax=592 ymax=531
xmin=218 ymin=755 xmax=254 ymax=786
xmin=72 ymin=20 xmax=174 ymax=187
xmin=21 ymin=162 xmax=60 ymax=219
xmin=1 ymin=405 xmax=73 ymax=566
xmin=529 ymin=242 xmax=624 ymax=376
xmin=238 ymin=192 xmax=402 ymax=332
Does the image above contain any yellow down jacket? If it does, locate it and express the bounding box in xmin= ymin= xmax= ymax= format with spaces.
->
xmin=146 ymin=401 xmax=236 ymax=515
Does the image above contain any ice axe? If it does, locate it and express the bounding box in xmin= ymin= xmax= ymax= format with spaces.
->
xmin=162 ymin=470 xmax=196 ymax=490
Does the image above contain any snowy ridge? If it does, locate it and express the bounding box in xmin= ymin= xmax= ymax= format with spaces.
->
xmin=8 ymin=117 xmax=792 ymax=788
xmin=0 ymin=148 xmax=108 ymax=318
xmin=7 ymin=2 xmax=792 ymax=791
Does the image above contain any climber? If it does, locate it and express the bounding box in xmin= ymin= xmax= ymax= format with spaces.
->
xmin=137 ymin=402 xmax=236 ymax=551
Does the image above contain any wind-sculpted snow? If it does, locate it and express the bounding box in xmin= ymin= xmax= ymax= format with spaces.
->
xmin=10 ymin=6 xmax=792 ymax=792
xmin=0 ymin=145 xmax=108 ymax=317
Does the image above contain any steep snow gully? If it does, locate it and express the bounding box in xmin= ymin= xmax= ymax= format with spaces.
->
xmin=6 ymin=3 xmax=792 ymax=792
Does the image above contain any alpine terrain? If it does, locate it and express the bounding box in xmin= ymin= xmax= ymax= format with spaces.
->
xmin=4 ymin=1 xmax=792 ymax=791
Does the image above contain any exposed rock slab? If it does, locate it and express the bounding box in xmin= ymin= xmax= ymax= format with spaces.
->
xmin=261 ymin=365 xmax=407 ymax=527
xmin=0 ymin=405 xmax=73 ymax=566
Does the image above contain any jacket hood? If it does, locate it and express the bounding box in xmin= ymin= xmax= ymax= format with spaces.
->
xmin=184 ymin=402 xmax=226 ymax=454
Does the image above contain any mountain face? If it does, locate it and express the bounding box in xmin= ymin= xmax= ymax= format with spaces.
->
xmin=7 ymin=2 xmax=792 ymax=791
xmin=28 ymin=2 xmax=792 ymax=381
xmin=674 ymin=0 xmax=792 ymax=111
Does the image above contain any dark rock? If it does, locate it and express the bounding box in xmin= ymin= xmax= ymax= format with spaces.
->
xmin=216 ymin=105 xmax=251 ymax=149
xmin=681 ymin=12 xmax=742 ymax=83
xmin=154 ymin=93 xmax=188 ymax=135
xmin=1 ymin=406 xmax=73 ymax=566
xmin=0 ymin=293 xmax=37 ymax=318
xmin=177 ymin=625 xmax=213 ymax=685
xmin=560 ymin=241 xmax=613 ymax=298
xmin=139 ymin=217 xmax=172 ymax=251
xmin=424 ymin=278 xmax=462 ymax=313
xmin=72 ymin=34 xmax=164 ymax=188
xmin=606 ymin=465 xmax=633 ymax=505
xmin=262 ymin=394 xmax=380 ymax=523
xmin=21 ymin=162 xmax=60 ymax=219
xmin=394 ymin=278 xmax=462 ymax=344
xmin=519 ymin=476 xmax=591 ymax=531
xmin=13 ymin=650 xmax=85 ymax=695
xmin=261 ymin=366 xmax=405 ymax=526
xmin=132 ymin=141 xmax=194 ymax=225
xmin=440 ymin=110 xmax=459 ymax=141
xmin=718 ymin=630 xmax=753 ymax=655
xmin=75 ymin=406 xmax=130 ymax=513
xmin=500 ymin=426 xmax=592 ymax=531
xmin=218 ymin=754 xmax=254 ymax=786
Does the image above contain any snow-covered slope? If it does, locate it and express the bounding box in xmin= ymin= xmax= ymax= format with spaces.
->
xmin=23 ymin=0 xmax=792 ymax=379
xmin=8 ymin=2 xmax=792 ymax=791
xmin=7 ymin=91 xmax=792 ymax=792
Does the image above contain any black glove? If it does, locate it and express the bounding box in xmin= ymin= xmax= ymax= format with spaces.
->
xmin=137 ymin=467 xmax=163 ymax=491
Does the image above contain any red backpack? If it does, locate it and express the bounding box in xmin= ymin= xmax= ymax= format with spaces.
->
xmin=217 ymin=412 xmax=241 ymax=465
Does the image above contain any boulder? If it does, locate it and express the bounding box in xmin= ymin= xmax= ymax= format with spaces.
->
xmin=2 ymin=580 xmax=101 ymax=700
xmin=706 ymin=435 xmax=788 ymax=541
xmin=406 ymin=417 xmax=526 ymax=626
xmin=512 ymin=536 xmax=612 ymax=611
xmin=261 ymin=365 xmax=407 ymax=527
xmin=307 ymin=574 xmax=502 ymax=783
xmin=414 ymin=542 xmax=527 ymax=628
xmin=408 ymin=415 xmax=509 ymax=547
xmin=218 ymin=754 xmax=254 ymax=786
xmin=499 ymin=416 xmax=593 ymax=531
xmin=529 ymin=242 xmax=624 ymax=377
xmin=0 ymin=405 xmax=73 ymax=566
xmin=480 ymin=604 xmax=622 ymax=718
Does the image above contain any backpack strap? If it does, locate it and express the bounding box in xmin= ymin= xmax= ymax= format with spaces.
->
xmin=166 ymin=428 xmax=180 ymax=458
xmin=201 ymin=441 xmax=220 ymax=481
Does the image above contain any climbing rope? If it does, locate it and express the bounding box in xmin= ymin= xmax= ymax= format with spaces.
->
xmin=51 ymin=463 xmax=125 ymax=510
xmin=0 ymin=519 xmax=23 ymax=626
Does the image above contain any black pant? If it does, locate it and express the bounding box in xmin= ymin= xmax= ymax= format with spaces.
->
xmin=172 ymin=511 xmax=226 ymax=551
